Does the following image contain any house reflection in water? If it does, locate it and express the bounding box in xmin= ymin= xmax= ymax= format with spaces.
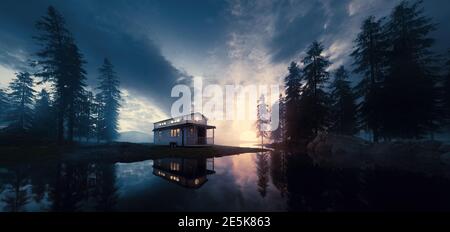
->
xmin=152 ymin=157 xmax=215 ymax=188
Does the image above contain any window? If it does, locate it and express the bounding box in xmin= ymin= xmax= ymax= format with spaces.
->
xmin=157 ymin=171 xmax=166 ymax=177
xmin=170 ymin=129 xmax=180 ymax=137
xmin=170 ymin=162 xmax=180 ymax=171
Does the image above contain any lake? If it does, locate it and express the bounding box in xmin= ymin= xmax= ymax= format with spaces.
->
xmin=1 ymin=150 xmax=450 ymax=211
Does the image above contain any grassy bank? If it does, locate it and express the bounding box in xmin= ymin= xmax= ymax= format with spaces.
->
xmin=0 ymin=145 xmax=63 ymax=165
xmin=0 ymin=143 xmax=267 ymax=165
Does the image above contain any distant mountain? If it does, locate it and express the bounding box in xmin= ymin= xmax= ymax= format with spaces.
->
xmin=117 ymin=131 xmax=153 ymax=143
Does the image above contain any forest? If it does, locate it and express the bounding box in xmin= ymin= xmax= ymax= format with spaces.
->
xmin=0 ymin=6 xmax=121 ymax=145
xmin=271 ymin=0 xmax=450 ymax=145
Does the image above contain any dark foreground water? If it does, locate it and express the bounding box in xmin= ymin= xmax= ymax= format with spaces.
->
xmin=1 ymin=150 xmax=450 ymax=212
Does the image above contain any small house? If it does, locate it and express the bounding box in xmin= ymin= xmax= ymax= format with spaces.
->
xmin=153 ymin=113 xmax=215 ymax=146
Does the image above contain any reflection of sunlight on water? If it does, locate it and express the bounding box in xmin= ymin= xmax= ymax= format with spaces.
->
xmin=208 ymin=152 xmax=285 ymax=211
xmin=230 ymin=153 xmax=258 ymax=187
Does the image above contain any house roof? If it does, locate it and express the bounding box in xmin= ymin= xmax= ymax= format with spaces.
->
xmin=153 ymin=122 xmax=216 ymax=131
xmin=153 ymin=112 xmax=215 ymax=131
xmin=153 ymin=112 xmax=207 ymax=124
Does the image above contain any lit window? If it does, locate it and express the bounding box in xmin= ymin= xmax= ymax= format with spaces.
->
xmin=170 ymin=129 xmax=180 ymax=137
xmin=170 ymin=175 xmax=180 ymax=182
xmin=170 ymin=162 xmax=180 ymax=171
xmin=157 ymin=171 xmax=166 ymax=177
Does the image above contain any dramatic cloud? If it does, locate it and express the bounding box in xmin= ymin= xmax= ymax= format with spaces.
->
xmin=0 ymin=65 xmax=16 ymax=89
xmin=0 ymin=0 xmax=213 ymax=110
xmin=119 ymin=89 xmax=168 ymax=134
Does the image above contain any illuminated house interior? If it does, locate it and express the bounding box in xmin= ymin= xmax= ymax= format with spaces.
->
xmin=152 ymin=157 xmax=216 ymax=188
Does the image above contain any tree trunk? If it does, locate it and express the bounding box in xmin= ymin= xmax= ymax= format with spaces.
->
xmin=68 ymin=103 xmax=74 ymax=143
xmin=373 ymin=129 xmax=379 ymax=143
xmin=57 ymin=108 xmax=64 ymax=145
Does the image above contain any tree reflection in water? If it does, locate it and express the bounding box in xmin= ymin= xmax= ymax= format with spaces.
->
xmin=2 ymin=149 xmax=450 ymax=211
xmin=0 ymin=160 xmax=119 ymax=212
xmin=92 ymin=163 xmax=118 ymax=211
xmin=255 ymin=151 xmax=270 ymax=198
xmin=270 ymin=150 xmax=288 ymax=198
xmin=1 ymin=165 xmax=30 ymax=212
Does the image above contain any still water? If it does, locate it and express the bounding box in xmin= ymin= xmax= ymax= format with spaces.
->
xmin=1 ymin=150 xmax=450 ymax=212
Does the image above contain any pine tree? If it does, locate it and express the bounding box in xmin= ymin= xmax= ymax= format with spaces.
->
xmin=74 ymin=90 xmax=94 ymax=142
xmin=0 ymin=88 xmax=9 ymax=121
xmin=65 ymin=40 xmax=87 ymax=143
xmin=383 ymin=0 xmax=439 ymax=139
xmin=97 ymin=58 xmax=121 ymax=142
xmin=93 ymin=93 xmax=105 ymax=143
xmin=329 ymin=66 xmax=358 ymax=135
xmin=7 ymin=72 xmax=35 ymax=131
xmin=270 ymin=94 xmax=285 ymax=143
xmin=284 ymin=62 xmax=302 ymax=142
xmin=443 ymin=49 xmax=450 ymax=126
xmin=86 ymin=91 xmax=96 ymax=140
xmin=256 ymin=95 xmax=270 ymax=145
xmin=34 ymin=6 xmax=72 ymax=143
xmin=299 ymin=41 xmax=331 ymax=138
xmin=32 ymin=89 xmax=55 ymax=138
xmin=351 ymin=15 xmax=387 ymax=142
xmin=34 ymin=6 xmax=87 ymax=144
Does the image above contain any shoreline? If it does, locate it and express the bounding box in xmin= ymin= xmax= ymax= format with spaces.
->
xmin=0 ymin=143 xmax=268 ymax=165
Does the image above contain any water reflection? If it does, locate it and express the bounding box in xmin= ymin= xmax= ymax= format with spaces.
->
xmin=2 ymin=150 xmax=450 ymax=211
xmin=0 ymin=161 xmax=119 ymax=212
xmin=256 ymin=152 xmax=270 ymax=198
xmin=152 ymin=157 xmax=215 ymax=189
xmin=1 ymin=165 xmax=30 ymax=212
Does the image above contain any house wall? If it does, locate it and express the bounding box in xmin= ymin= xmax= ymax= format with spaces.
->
xmin=184 ymin=126 xmax=198 ymax=145
xmin=154 ymin=125 xmax=211 ymax=146
xmin=154 ymin=128 xmax=184 ymax=145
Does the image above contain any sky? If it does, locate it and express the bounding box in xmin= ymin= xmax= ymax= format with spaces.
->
xmin=1 ymin=0 xmax=449 ymax=145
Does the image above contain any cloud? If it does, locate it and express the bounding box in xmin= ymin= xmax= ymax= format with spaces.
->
xmin=323 ymin=40 xmax=353 ymax=71
xmin=0 ymin=65 xmax=16 ymax=89
xmin=0 ymin=0 xmax=191 ymax=114
xmin=197 ymin=0 xmax=286 ymax=145
xmin=119 ymin=89 xmax=168 ymax=134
